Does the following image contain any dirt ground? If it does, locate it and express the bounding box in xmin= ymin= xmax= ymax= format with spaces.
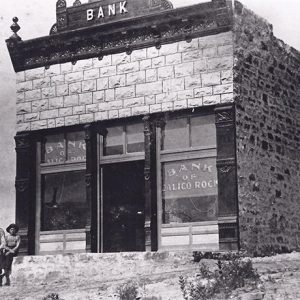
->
xmin=0 ymin=252 xmax=300 ymax=300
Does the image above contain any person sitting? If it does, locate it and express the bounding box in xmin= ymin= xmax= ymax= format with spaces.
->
xmin=2 ymin=224 xmax=21 ymax=286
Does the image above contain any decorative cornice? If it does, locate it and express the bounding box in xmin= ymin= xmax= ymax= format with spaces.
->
xmin=6 ymin=0 xmax=232 ymax=72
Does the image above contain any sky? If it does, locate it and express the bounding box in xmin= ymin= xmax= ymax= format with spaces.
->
xmin=0 ymin=0 xmax=299 ymax=228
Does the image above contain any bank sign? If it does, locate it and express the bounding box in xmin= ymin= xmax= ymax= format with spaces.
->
xmin=86 ymin=1 xmax=128 ymax=21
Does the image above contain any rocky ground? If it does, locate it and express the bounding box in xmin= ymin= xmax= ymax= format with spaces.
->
xmin=0 ymin=252 xmax=299 ymax=300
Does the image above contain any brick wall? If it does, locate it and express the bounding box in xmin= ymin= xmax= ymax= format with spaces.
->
xmin=15 ymin=32 xmax=233 ymax=132
xmin=234 ymin=2 xmax=300 ymax=255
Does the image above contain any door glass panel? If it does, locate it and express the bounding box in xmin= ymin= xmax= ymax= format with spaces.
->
xmin=104 ymin=126 xmax=124 ymax=156
xmin=162 ymin=158 xmax=218 ymax=224
xmin=41 ymin=170 xmax=89 ymax=231
xmin=66 ymin=131 xmax=86 ymax=162
xmin=191 ymin=114 xmax=216 ymax=147
xmin=43 ymin=134 xmax=65 ymax=164
xmin=162 ymin=118 xmax=189 ymax=150
xmin=102 ymin=161 xmax=145 ymax=252
xmin=126 ymin=123 xmax=144 ymax=153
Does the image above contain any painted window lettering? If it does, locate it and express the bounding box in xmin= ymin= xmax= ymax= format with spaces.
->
xmin=87 ymin=1 xmax=128 ymax=21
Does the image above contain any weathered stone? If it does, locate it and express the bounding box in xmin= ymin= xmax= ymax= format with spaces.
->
xmin=59 ymin=107 xmax=73 ymax=117
xmin=218 ymin=44 xmax=233 ymax=56
xmin=126 ymin=71 xmax=146 ymax=85
xmin=93 ymin=55 xmax=112 ymax=68
xmin=86 ymin=104 xmax=99 ymax=113
xmin=145 ymin=69 xmax=157 ymax=82
xmin=84 ymin=68 xmax=99 ymax=80
xmin=40 ymin=109 xmax=58 ymax=119
xmin=25 ymin=67 xmax=44 ymax=80
xmin=185 ymin=75 xmax=202 ymax=89
xmin=132 ymin=105 xmax=149 ymax=116
xmin=156 ymin=92 xmax=177 ymax=103
xmin=97 ymin=78 xmax=109 ymax=90
xmin=124 ymin=97 xmax=144 ymax=108
xmin=16 ymin=92 xmax=24 ymax=103
xmin=203 ymin=95 xmax=220 ymax=106
xmin=213 ymin=83 xmax=233 ymax=94
xmin=47 ymin=119 xmax=56 ymax=128
xmin=16 ymin=71 xmax=25 ymax=83
xmin=182 ymin=50 xmax=202 ymax=62
xmin=221 ymin=69 xmax=233 ymax=84
xmin=65 ymin=71 xmax=84 ymax=83
xmin=163 ymin=78 xmax=184 ymax=93
xmin=51 ymin=75 xmax=65 ymax=86
xmin=150 ymin=104 xmax=162 ymax=113
xmin=42 ymin=87 xmax=56 ymax=99
xmin=130 ymin=49 xmax=147 ymax=61
xmin=207 ymin=56 xmax=233 ymax=70
xmin=95 ymin=111 xmax=108 ymax=121
xmin=49 ymin=97 xmax=64 ymax=109
xmin=115 ymin=86 xmax=135 ymax=100
xmin=108 ymin=110 xmax=119 ymax=119
xmin=61 ymin=62 xmax=73 ymax=74
xmin=159 ymin=43 xmax=178 ymax=56
xmin=93 ymin=91 xmax=105 ymax=103
xmin=73 ymin=106 xmax=86 ymax=115
xmin=147 ymin=46 xmax=159 ymax=58
xmin=175 ymin=62 xmax=193 ymax=77
xmin=152 ymin=57 xmax=165 ymax=68
xmin=30 ymin=120 xmax=47 ymax=130
xmin=79 ymin=93 xmax=93 ymax=105
xmin=203 ymin=47 xmax=218 ymax=58
xmin=64 ymin=95 xmax=79 ymax=107
xmin=65 ymin=116 xmax=80 ymax=126
xmin=80 ymin=113 xmax=94 ymax=124
xmin=117 ymin=62 xmax=139 ymax=74
xmin=56 ymin=84 xmax=69 ymax=96
xmin=188 ymin=98 xmax=203 ymax=108
xmin=32 ymin=100 xmax=48 ymax=112
xmin=17 ymin=103 xmax=31 ymax=114
xmin=16 ymin=123 xmax=30 ymax=132
xmin=202 ymin=72 xmax=221 ymax=86
xmin=55 ymin=117 xmax=65 ymax=127
xmin=177 ymin=89 xmax=193 ymax=100
xmin=145 ymin=95 xmax=155 ymax=105
xmin=173 ymin=99 xmax=187 ymax=110
xmin=139 ymin=59 xmax=152 ymax=70
xmin=136 ymin=81 xmax=162 ymax=97
xmin=100 ymin=66 xmax=116 ymax=77
xmin=69 ymin=82 xmax=82 ymax=94
xmin=194 ymin=59 xmax=207 ymax=73
xmin=45 ymin=64 xmax=61 ymax=77
xmin=119 ymin=108 xmax=131 ymax=118
xmin=178 ymin=39 xmax=199 ymax=52
xmin=17 ymin=81 xmax=33 ymax=92
xmin=82 ymin=79 xmax=96 ymax=92
xmin=109 ymin=75 xmax=126 ymax=88
xmin=25 ymin=89 xmax=41 ymax=101
xmin=194 ymin=86 xmax=213 ymax=97
xmin=72 ymin=59 xmax=93 ymax=71
xmin=165 ymin=53 xmax=182 ymax=65
xmin=112 ymin=52 xmax=130 ymax=65
xmin=221 ymin=93 xmax=234 ymax=103
xmin=157 ymin=66 xmax=174 ymax=80
xmin=105 ymin=89 xmax=115 ymax=102
xmin=161 ymin=101 xmax=173 ymax=111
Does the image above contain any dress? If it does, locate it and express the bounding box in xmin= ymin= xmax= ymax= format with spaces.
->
xmin=4 ymin=234 xmax=20 ymax=273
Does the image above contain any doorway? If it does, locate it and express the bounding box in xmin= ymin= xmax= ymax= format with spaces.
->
xmin=102 ymin=161 xmax=145 ymax=252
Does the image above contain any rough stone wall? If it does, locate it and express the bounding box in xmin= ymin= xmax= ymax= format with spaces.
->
xmin=15 ymin=32 xmax=233 ymax=132
xmin=234 ymin=2 xmax=300 ymax=255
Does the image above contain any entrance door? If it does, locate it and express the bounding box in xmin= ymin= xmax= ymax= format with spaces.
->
xmin=102 ymin=161 xmax=145 ymax=252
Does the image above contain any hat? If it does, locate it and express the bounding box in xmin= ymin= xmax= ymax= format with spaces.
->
xmin=6 ymin=223 xmax=19 ymax=234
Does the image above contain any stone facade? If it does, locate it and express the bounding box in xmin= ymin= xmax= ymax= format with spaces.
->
xmin=234 ymin=2 xmax=300 ymax=255
xmin=15 ymin=32 xmax=233 ymax=132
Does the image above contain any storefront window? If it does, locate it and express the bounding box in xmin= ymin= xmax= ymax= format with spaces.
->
xmin=40 ymin=130 xmax=87 ymax=232
xmin=161 ymin=113 xmax=217 ymax=224
xmin=41 ymin=170 xmax=89 ymax=231
xmin=162 ymin=158 xmax=218 ymax=223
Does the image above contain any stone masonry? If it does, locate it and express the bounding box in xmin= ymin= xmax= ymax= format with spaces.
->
xmin=234 ymin=2 xmax=300 ymax=255
xmin=15 ymin=32 xmax=233 ymax=132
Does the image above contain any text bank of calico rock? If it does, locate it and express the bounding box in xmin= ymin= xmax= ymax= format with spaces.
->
xmin=6 ymin=0 xmax=300 ymax=256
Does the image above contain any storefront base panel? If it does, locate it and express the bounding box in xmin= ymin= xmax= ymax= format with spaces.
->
xmin=38 ymin=229 xmax=88 ymax=255
xmin=160 ymin=222 xmax=219 ymax=251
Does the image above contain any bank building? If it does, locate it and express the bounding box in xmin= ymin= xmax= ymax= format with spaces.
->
xmin=6 ymin=0 xmax=300 ymax=256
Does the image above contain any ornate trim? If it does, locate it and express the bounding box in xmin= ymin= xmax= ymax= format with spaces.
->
xmin=15 ymin=178 xmax=29 ymax=193
xmin=85 ymin=174 xmax=92 ymax=187
xmin=15 ymin=133 xmax=30 ymax=149
xmin=6 ymin=1 xmax=232 ymax=72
